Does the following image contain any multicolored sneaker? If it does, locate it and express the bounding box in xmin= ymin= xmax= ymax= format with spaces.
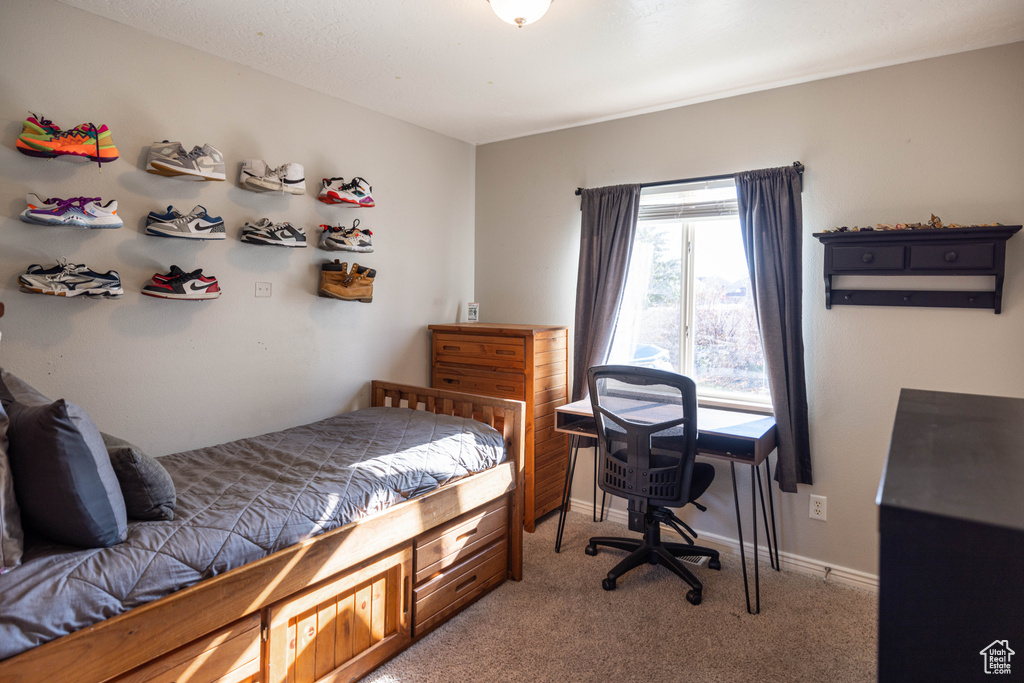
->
xmin=146 ymin=205 xmax=226 ymax=239
xmin=18 ymin=193 xmax=59 ymax=222
xmin=15 ymin=113 xmax=62 ymax=158
xmin=145 ymin=140 xmax=188 ymax=174
xmin=146 ymin=205 xmax=184 ymax=226
xmin=318 ymin=219 xmax=373 ymax=252
xmin=22 ymin=196 xmax=123 ymax=229
xmin=240 ymin=160 xmax=306 ymax=194
xmin=241 ymin=219 xmax=307 ymax=247
xmin=142 ymin=267 xmax=221 ymax=300
xmin=18 ymin=259 xmax=123 ymax=297
xmin=317 ymin=177 xmax=375 ymax=207
xmin=18 ymin=121 xmax=119 ymax=165
xmin=148 ymin=143 xmax=226 ymax=181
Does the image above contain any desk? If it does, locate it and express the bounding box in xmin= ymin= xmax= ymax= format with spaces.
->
xmin=554 ymin=398 xmax=780 ymax=614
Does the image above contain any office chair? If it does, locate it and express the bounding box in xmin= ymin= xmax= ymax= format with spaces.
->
xmin=584 ymin=365 xmax=720 ymax=605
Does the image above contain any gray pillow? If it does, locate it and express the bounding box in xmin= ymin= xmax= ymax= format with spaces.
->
xmin=0 ymin=376 xmax=128 ymax=548
xmin=101 ymin=433 xmax=176 ymax=521
xmin=0 ymin=402 xmax=24 ymax=572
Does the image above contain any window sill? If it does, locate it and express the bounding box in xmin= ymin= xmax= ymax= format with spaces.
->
xmin=698 ymin=396 xmax=774 ymax=416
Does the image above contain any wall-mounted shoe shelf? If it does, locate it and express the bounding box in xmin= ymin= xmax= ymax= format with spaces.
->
xmin=813 ymin=226 xmax=1021 ymax=313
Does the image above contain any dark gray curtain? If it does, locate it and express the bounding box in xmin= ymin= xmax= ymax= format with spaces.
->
xmin=572 ymin=184 xmax=641 ymax=401
xmin=734 ymin=166 xmax=812 ymax=492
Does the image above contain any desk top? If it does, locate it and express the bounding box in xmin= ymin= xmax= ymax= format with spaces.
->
xmin=555 ymin=398 xmax=777 ymax=465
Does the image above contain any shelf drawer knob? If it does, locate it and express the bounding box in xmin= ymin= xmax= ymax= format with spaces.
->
xmin=945 ymin=251 xmax=958 ymax=262
xmin=861 ymin=252 xmax=874 ymax=263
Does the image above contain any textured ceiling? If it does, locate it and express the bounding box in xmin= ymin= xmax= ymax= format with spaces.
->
xmin=59 ymin=0 xmax=1024 ymax=145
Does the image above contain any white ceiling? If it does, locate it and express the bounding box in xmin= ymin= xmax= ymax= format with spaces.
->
xmin=60 ymin=0 xmax=1024 ymax=145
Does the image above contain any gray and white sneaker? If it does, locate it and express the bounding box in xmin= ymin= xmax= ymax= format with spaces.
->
xmin=240 ymin=160 xmax=305 ymax=194
xmin=241 ymin=218 xmax=307 ymax=247
xmin=146 ymin=204 xmax=226 ymax=240
xmin=148 ymin=143 xmax=226 ymax=181
xmin=318 ymin=219 xmax=373 ymax=252
xmin=145 ymin=140 xmax=188 ymax=175
xmin=18 ymin=259 xmax=124 ymax=298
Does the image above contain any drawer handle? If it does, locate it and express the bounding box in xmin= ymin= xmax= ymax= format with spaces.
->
xmin=455 ymin=575 xmax=478 ymax=594
xmin=442 ymin=345 xmax=461 ymax=351
xmin=497 ymin=385 xmax=515 ymax=392
xmin=443 ymin=378 xmax=460 ymax=385
xmin=861 ymin=252 xmax=874 ymax=264
xmin=945 ymin=251 xmax=958 ymax=262
xmin=456 ymin=528 xmax=479 ymax=543
xmin=495 ymin=349 xmax=515 ymax=356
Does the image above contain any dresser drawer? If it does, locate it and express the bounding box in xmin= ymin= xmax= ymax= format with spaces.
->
xmin=831 ymin=245 xmax=905 ymax=270
xmin=433 ymin=367 xmax=525 ymax=400
xmin=414 ymin=539 xmax=508 ymax=634
xmin=114 ymin=615 xmax=260 ymax=683
xmin=433 ymin=333 xmax=525 ymax=370
xmin=909 ymin=243 xmax=995 ymax=270
xmin=415 ymin=496 xmax=509 ymax=584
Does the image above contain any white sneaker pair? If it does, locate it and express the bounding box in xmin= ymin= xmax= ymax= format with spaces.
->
xmin=239 ymin=160 xmax=306 ymax=195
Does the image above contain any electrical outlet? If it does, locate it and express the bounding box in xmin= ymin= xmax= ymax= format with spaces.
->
xmin=255 ymin=282 xmax=272 ymax=298
xmin=809 ymin=494 xmax=827 ymax=521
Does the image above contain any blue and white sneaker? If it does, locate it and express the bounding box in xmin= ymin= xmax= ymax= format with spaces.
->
xmin=146 ymin=205 xmax=226 ymax=240
xmin=23 ymin=196 xmax=123 ymax=229
xmin=18 ymin=259 xmax=123 ymax=297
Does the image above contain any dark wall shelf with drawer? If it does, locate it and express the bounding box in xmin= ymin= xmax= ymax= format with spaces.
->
xmin=813 ymin=226 xmax=1021 ymax=313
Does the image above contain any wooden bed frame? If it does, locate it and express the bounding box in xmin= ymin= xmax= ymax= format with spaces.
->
xmin=0 ymin=381 xmax=525 ymax=683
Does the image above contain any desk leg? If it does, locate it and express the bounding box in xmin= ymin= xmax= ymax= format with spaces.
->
xmin=765 ymin=455 xmax=781 ymax=571
xmin=756 ymin=458 xmax=781 ymax=571
xmin=730 ymin=462 xmax=753 ymax=614
xmin=751 ymin=464 xmax=760 ymax=615
xmin=554 ymin=434 xmax=580 ymax=553
xmin=592 ymin=452 xmax=608 ymax=523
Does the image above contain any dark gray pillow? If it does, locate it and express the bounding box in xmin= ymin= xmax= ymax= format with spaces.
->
xmin=0 ymin=401 xmax=24 ymax=572
xmin=101 ymin=433 xmax=176 ymax=521
xmin=5 ymin=399 xmax=128 ymax=548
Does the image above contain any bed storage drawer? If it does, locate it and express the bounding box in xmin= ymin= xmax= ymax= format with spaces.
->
xmin=113 ymin=614 xmax=261 ymax=683
xmin=266 ymin=545 xmax=412 ymax=683
xmin=413 ymin=538 xmax=508 ymax=635
xmin=415 ymin=495 xmax=509 ymax=584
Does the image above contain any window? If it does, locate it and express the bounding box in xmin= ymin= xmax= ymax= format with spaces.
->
xmin=607 ymin=179 xmax=770 ymax=407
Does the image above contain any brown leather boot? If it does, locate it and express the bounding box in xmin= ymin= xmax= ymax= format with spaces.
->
xmin=318 ymin=260 xmax=349 ymax=298
xmin=320 ymin=261 xmax=375 ymax=302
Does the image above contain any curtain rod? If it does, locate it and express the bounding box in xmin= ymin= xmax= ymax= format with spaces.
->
xmin=574 ymin=161 xmax=804 ymax=196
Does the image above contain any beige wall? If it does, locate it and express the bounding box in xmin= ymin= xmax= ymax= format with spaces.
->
xmin=0 ymin=0 xmax=475 ymax=454
xmin=475 ymin=42 xmax=1024 ymax=576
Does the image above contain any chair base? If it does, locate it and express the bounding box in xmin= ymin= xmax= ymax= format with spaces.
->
xmin=586 ymin=519 xmax=720 ymax=605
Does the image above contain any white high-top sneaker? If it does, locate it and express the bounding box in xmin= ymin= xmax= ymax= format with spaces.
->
xmin=239 ymin=159 xmax=269 ymax=188
xmin=243 ymin=162 xmax=306 ymax=195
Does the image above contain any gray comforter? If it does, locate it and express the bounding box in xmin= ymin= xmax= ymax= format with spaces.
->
xmin=0 ymin=406 xmax=505 ymax=661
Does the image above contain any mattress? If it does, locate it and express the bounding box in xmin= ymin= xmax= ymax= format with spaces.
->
xmin=0 ymin=406 xmax=505 ymax=661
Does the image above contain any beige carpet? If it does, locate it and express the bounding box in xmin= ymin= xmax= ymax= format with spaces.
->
xmin=363 ymin=514 xmax=877 ymax=683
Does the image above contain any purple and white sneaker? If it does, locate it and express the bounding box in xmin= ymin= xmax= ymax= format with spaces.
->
xmin=23 ymin=196 xmax=123 ymax=229
xmin=18 ymin=193 xmax=59 ymax=223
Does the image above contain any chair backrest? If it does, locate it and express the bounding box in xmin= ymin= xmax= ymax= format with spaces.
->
xmin=587 ymin=365 xmax=698 ymax=511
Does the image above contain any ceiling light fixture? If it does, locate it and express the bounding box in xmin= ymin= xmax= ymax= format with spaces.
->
xmin=488 ymin=0 xmax=552 ymax=28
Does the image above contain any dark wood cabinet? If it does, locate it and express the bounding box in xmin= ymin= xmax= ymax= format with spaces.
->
xmin=813 ymin=226 xmax=1021 ymax=312
xmin=878 ymin=389 xmax=1024 ymax=682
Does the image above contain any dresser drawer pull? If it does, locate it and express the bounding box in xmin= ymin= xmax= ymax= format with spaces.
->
xmin=496 ymin=385 xmax=515 ymax=392
xmin=442 ymin=345 xmax=462 ymax=351
xmin=945 ymin=251 xmax=958 ymax=262
xmin=862 ymin=252 xmax=874 ymax=263
xmin=443 ymin=378 xmax=460 ymax=385
xmin=495 ymin=349 xmax=515 ymax=356
xmin=456 ymin=528 xmax=479 ymax=543
xmin=455 ymin=575 xmax=478 ymax=594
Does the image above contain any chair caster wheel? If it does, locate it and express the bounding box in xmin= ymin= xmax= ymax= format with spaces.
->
xmin=602 ymin=578 xmax=616 ymax=591
xmin=686 ymin=590 xmax=702 ymax=605
xmin=585 ymin=544 xmax=598 ymax=556
xmin=709 ymin=557 xmax=721 ymax=571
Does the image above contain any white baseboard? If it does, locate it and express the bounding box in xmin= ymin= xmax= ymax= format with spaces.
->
xmin=567 ymin=498 xmax=879 ymax=593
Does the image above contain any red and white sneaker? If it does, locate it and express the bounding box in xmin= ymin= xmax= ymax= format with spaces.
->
xmin=142 ymin=267 xmax=221 ymax=300
xmin=317 ymin=177 xmax=374 ymax=207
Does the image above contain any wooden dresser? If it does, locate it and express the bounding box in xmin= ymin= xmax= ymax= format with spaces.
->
xmin=429 ymin=323 xmax=568 ymax=531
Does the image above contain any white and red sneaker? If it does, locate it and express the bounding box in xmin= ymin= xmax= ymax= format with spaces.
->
xmin=142 ymin=267 xmax=221 ymax=300
xmin=318 ymin=176 xmax=374 ymax=207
